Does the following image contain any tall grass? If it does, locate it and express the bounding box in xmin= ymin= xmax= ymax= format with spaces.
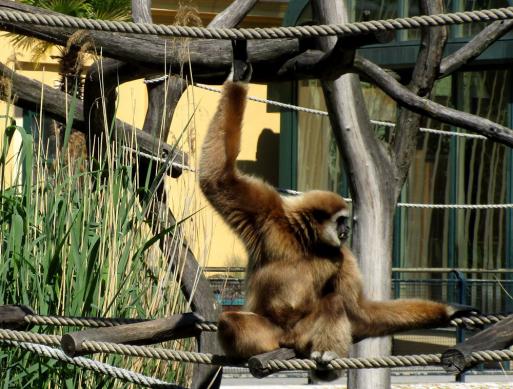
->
xmin=0 ymin=93 xmax=195 ymax=387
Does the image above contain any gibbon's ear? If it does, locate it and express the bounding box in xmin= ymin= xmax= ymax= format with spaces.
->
xmin=229 ymin=39 xmax=253 ymax=83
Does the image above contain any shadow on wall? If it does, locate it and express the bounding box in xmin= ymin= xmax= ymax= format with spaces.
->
xmin=237 ymin=128 xmax=280 ymax=187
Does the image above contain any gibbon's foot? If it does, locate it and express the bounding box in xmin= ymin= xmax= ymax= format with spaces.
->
xmin=310 ymin=351 xmax=341 ymax=382
xmin=447 ymin=304 xmax=480 ymax=319
xmin=229 ymin=40 xmax=253 ymax=83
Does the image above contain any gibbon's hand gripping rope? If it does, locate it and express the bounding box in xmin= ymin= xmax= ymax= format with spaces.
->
xmin=0 ymin=7 xmax=513 ymax=39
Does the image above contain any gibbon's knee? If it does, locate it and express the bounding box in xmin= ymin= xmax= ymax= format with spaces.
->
xmin=217 ymin=311 xmax=283 ymax=359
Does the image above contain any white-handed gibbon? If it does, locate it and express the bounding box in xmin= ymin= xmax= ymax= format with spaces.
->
xmin=199 ymin=45 xmax=473 ymax=380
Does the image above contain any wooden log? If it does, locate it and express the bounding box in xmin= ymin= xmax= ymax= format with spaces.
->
xmin=248 ymin=348 xmax=296 ymax=378
xmin=441 ymin=314 xmax=513 ymax=374
xmin=0 ymin=305 xmax=34 ymax=330
xmin=61 ymin=312 xmax=204 ymax=356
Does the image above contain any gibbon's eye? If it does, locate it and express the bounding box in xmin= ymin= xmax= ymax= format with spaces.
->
xmin=336 ymin=216 xmax=348 ymax=225
xmin=312 ymin=209 xmax=330 ymax=222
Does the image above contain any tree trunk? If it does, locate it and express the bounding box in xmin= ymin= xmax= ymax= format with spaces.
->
xmin=312 ymin=1 xmax=396 ymax=388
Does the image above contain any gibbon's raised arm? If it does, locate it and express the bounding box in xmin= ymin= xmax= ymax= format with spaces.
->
xmin=199 ymin=81 xmax=282 ymax=231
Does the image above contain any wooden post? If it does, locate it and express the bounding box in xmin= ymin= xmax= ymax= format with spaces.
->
xmin=0 ymin=305 xmax=34 ymax=330
xmin=248 ymin=348 xmax=296 ymax=378
xmin=61 ymin=312 xmax=204 ymax=356
xmin=441 ymin=314 xmax=513 ymax=374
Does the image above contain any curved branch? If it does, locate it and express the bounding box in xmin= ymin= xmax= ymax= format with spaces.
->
xmin=439 ymin=19 xmax=513 ymax=78
xmin=208 ymin=0 xmax=258 ymax=28
xmin=355 ymin=55 xmax=513 ymax=148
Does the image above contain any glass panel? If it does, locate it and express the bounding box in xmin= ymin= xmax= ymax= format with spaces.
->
xmin=405 ymin=0 xmax=421 ymax=40
xmin=296 ymin=80 xmax=342 ymax=192
xmin=348 ymin=0 xmax=398 ymax=22
xmin=400 ymin=77 xmax=454 ymax=276
xmin=294 ymin=68 xmax=511 ymax=314
xmin=456 ymin=70 xmax=511 ymax=311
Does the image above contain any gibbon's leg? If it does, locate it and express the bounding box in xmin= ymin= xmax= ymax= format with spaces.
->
xmin=350 ymin=299 xmax=473 ymax=341
xmin=282 ymin=294 xmax=351 ymax=382
xmin=217 ymin=311 xmax=283 ymax=359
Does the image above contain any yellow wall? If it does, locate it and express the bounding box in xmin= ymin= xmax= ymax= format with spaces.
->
xmin=1 ymin=33 xmax=281 ymax=269
xmin=117 ymin=80 xmax=281 ymax=268
xmin=0 ymin=34 xmax=66 ymax=188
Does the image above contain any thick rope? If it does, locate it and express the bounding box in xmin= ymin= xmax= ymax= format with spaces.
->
xmin=1 ymin=340 xmax=179 ymax=388
xmin=21 ymin=312 xmax=508 ymax=331
xmin=23 ymin=313 xmax=217 ymax=331
xmin=263 ymin=350 xmax=513 ymax=373
xmin=2 ymin=328 xmax=513 ymax=373
xmin=0 ymin=7 xmax=513 ymax=39
xmin=24 ymin=314 xmax=145 ymax=328
xmin=396 ymin=203 xmax=513 ymax=209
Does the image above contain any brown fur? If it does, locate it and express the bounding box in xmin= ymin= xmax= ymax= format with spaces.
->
xmin=199 ymin=81 xmax=453 ymax=363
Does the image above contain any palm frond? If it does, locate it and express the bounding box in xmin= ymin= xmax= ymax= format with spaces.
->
xmin=86 ymin=0 xmax=132 ymax=21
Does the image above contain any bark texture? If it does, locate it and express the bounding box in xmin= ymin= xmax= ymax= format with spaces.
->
xmin=312 ymin=1 xmax=395 ymax=387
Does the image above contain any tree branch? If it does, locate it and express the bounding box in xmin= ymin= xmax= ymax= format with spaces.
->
xmin=208 ymin=0 xmax=258 ymax=28
xmin=278 ymin=31 xmax=394 ymax=79
xmin=131 ymin=0 xmax=152 ymax=24
xmin=439 ymin=19 xmax=513 ymax=78
xmin=355 ymin=55 xmax=513 ymax=148
xmin=392 ymin=0 xmax=447 ymax=193
xmin=0 ymin=0 xmax=372 ymax=84
xmin=0 ymin=61 xmax=186 ymax=175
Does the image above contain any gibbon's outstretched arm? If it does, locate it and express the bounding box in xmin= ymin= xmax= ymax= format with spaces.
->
xmin=350 ymin=298 xmax=457 ymax=341
xmin=199 ymin=81 xmax=281 ymax=238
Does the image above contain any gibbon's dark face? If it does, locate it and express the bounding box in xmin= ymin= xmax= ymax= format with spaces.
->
xmin=302 ymin=191 xmax=351 ymax=248
xmin=284 ymin=190 xmax=350 ymax=248
xmin=316 ymin=208 xmax=351 ymax=248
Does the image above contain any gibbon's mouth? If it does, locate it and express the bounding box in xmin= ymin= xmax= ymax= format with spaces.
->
xmin=337 ymin=225 xmax=350 ymax=241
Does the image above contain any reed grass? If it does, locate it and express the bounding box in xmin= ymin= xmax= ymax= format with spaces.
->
xmin=0 ymin=85 xmax=196 ymax=387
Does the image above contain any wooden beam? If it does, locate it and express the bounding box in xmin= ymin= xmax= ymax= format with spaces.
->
xmin=248 ymin=348 xmax=297 ymax=378
xmin=61 ymin=312 xmax=204 ymax=357
xmin=441 ymin=315 xmax=513 ymax=374
xmin=0 ymin=305 xmax=34 ymax=330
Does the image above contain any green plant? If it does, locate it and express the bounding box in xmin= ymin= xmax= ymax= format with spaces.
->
xmin=0 ymin=96 xmax=193 ymax=388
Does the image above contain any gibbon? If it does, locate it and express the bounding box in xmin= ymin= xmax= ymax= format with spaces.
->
xmin=199 ymin=49 xmax=472 ymax=380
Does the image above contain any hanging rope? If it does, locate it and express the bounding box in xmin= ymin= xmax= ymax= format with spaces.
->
xmin=192 ymin=83 xmax=488 ymax=141
xmin=1 ymin=340 xmax=179 ymax=388
xmin=279 ymin=188 xmax=513 ymax=209
xmin=1 ymin=7 xmax=513 ymax=39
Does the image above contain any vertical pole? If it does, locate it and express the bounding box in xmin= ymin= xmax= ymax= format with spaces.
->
xmin=278 ymin=82 xmax=298 ymax=190
xmin=450 ymin=270 xmax=467 ymax=382
xmin=506 ymin=70 xmax=513 ymax=314
xmin=448 ymin=74 xmax=460 ymax=271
